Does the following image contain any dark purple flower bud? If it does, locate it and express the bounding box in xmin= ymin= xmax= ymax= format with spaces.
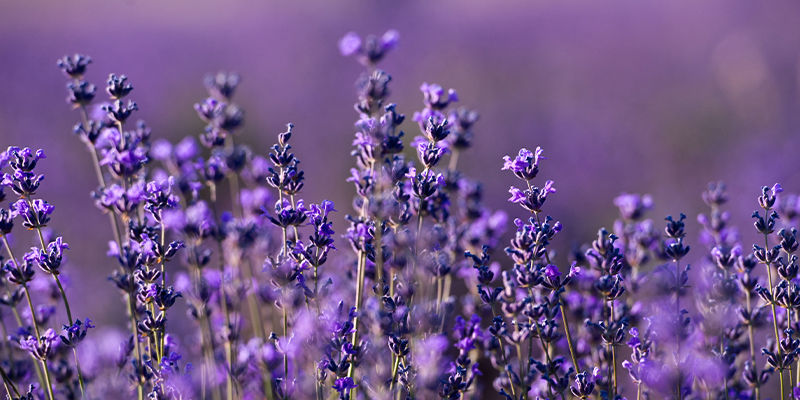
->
xmin=137 ymin=310 xmax=165 ymax=336
xmin=202 ymin=154 xmax=227 ymax=183
xmin=194 ymin=97 xmax=224 ymax=123
xmin=266 ymin=199 xmax=308 ymax=229
xmin=570 ymin=370 xmax=596 ymax=398
xmin=216 ymin=104 xmax=244 ymax=132
xmin=103 ymin=99 xmax=138 ymax=123
xmin=354 ymin=69 xmax=392 ymax=116
xmin=332 ymin=377 xmax=357 ymax=400
xmin=18 ymin=328 xmax=58 ymax=360
xmin=702 ymin=181 xmax=728 ymax=207
xmin=752 ymin=210 xmax=779 ymax=235
xmin=1 ymin=170 xmax=44 ymax=197
xmin=28 ymin=236 xmax=69 ymax=275
xmin=5 ymin=146 xmax=45 ymax=172
xmin=72 ymin=120 xmax=102 ymax=144
xmin=594 ymin=274 xmax=626 ymax=300
xmin=664 ymin=238 xmax=690 ymax=261
xmin=66 ymin=80 xmax=96 ymax=106
xmin=422 ymin=116 xmax=450 ymax=143
xmin=779 ymin=228 xmax=799 ymax=254
xmin=777 ymin=255 xmax=799 ymax=281
xmin=3 ymin=257 xmax=35 ymax=285
xmin=541 ymin=263 xmax=580 ymax=292
xmin=0 ymin=286 xmax=24 ymax=307
xmin=753 ymin=244 xmax=781 ymax=265
xmin=154 ymin=286 xmax=181 ymax=310
xmin=204 ymin=71 xmax=240 ymax=101
xmin=60 ymin=318 xmax=94 ymax=347
xmin=448 ymin=107 xmax=479 ymax=150
xmin=56 ymin=54 xmax=91 ymax=78
xmin=0 ymin=208 xmax=15 ymax=236
xmin=758 ymin=184 xmax=783 ymax=210
xmin=711 ymin=245 xmax=740 ymax=270
xmin=106 ymin=74 xmax=133 ymax=99
xmin=145 ymin=177 xmax=179 ymax=219
xmin=406 ymin=167 xmax=444 ymax=200
xmin=413 ymin=136 xmax=449 ymax=169
xmin=507 ymin=181 xmax=556 ymax=213
xmin=742 ymin=360 xmax=772 ymax=388
xmin=12 ymin=199 xmax=54 ymax=229
xmin=664 ymin=213 xmax=687 ymax=239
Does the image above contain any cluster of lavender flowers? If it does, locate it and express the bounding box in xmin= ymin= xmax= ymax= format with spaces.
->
xmin=1 ymin=30 xmax=799 ymax=400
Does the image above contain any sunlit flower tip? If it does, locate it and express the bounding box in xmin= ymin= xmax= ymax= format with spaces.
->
xmin=544 ymin=264 xmax=561 ymax=279
xmin=543 ymin=180 xmax=556 ymax=193
xmin=508 ymin=186 xmax=525 ymax=203
xmin=420 ymin=82 xmax=458 ymax=110
xmin=338 ymin=32 xmax=362 ymax=56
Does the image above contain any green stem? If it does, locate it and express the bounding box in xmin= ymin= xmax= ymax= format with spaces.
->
xmin=610 ymin=301 xmax=617 ymax=397
xmin=764 ymin=233 xmax=785 ymax=400
xmin=558 ymin=303 xmax=580 ymax=372
xmin=31 ymin=222 xmax=86 ymax=397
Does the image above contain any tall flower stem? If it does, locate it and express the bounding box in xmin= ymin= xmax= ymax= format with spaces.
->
xmin=740 ymin=287 xmax=760 ymax=400
xmin=0 ymin=365 xmax=20 ymax=398
xmin=490 ymin=307 xmax=517 ymax=398
xmin=128 ymin=293 xmax=144 ymax=400
xmin=558 ymin=303 xmax=580 ymax=372
xmin=610 ymin=301 xmax=618 ymax=396
xmin=346 ymin=250 xmax=367 ymax=382
xmin=30 ymin=211 xmax=86 ymax=397
xmin=2 ymin=237 xmax=54 ymax=399
xmin=77 ymin=105 xmax=123 ymax=248
xmin=675 ymin=259 xmax=682 ymax=400
xmin=764 ymin=233 xmax=785 ymax=400
xmin=533 ymin=208 xmax=579 ymax=373
xmin=211 ymin=184 xmax=236 ymax=399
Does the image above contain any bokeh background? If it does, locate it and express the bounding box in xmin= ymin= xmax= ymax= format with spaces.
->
xmin=2 ymin=0 xmax=800 ymax=348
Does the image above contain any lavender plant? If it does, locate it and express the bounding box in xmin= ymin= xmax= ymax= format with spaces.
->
xmin=0 ymin=29 xmax=797 ymax=400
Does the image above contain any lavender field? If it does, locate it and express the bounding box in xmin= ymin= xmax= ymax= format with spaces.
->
xmin=2 ymin=1 xmax=800 ymax=399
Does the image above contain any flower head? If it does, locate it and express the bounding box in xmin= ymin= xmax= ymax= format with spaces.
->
xmin=57 ymin=54 xmax=91 ymax=78
xmin=339 ymin=30 xmax=399 ymax=66
xmin=29 ymin=236 xmax=69 ymax=275
xmin=502 ymin=147 xmax=544 ymax=181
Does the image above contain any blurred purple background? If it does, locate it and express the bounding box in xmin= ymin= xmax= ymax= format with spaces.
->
xmin=2 ymin=0 xmax=800 ymax=326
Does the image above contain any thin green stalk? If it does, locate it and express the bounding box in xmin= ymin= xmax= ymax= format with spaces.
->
xmin=515 ymin=342 xmax=527 ymax=400
xmin=283 ymin=304 xmax=289 ymax=391
xmin=764 ymin=233 xmax=785 ymax=400
xmin=128 ymin=293 xmax=144 ymax=400
xmin=211 ymin=184 xmax=236 ymax=400
xmin=77 ymin=105 xmax=123 ymax=247
xmin=610 ymin=301 xmax=617 ymax=397
xmin=490 ymin=308 xmax=517 ymax=398
xmin=347 ymin=251 xmax=367 ymax=383
xmin=676 ymin=258 xmax=682 ymax=400
xmin=31 ymin=219 xmax=87 ymax=397
xmin=558 ymin=304 xmax=579 ymax=372
xmin=0 ymin=365 xmax=20 ymax=398
xmin=532 ymin=209 xmax=579 ymax=374
xmin=40 ymin=360 xmax=55 ymax=400
xmin=389 ymin=354 xmax=401 ymax=393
